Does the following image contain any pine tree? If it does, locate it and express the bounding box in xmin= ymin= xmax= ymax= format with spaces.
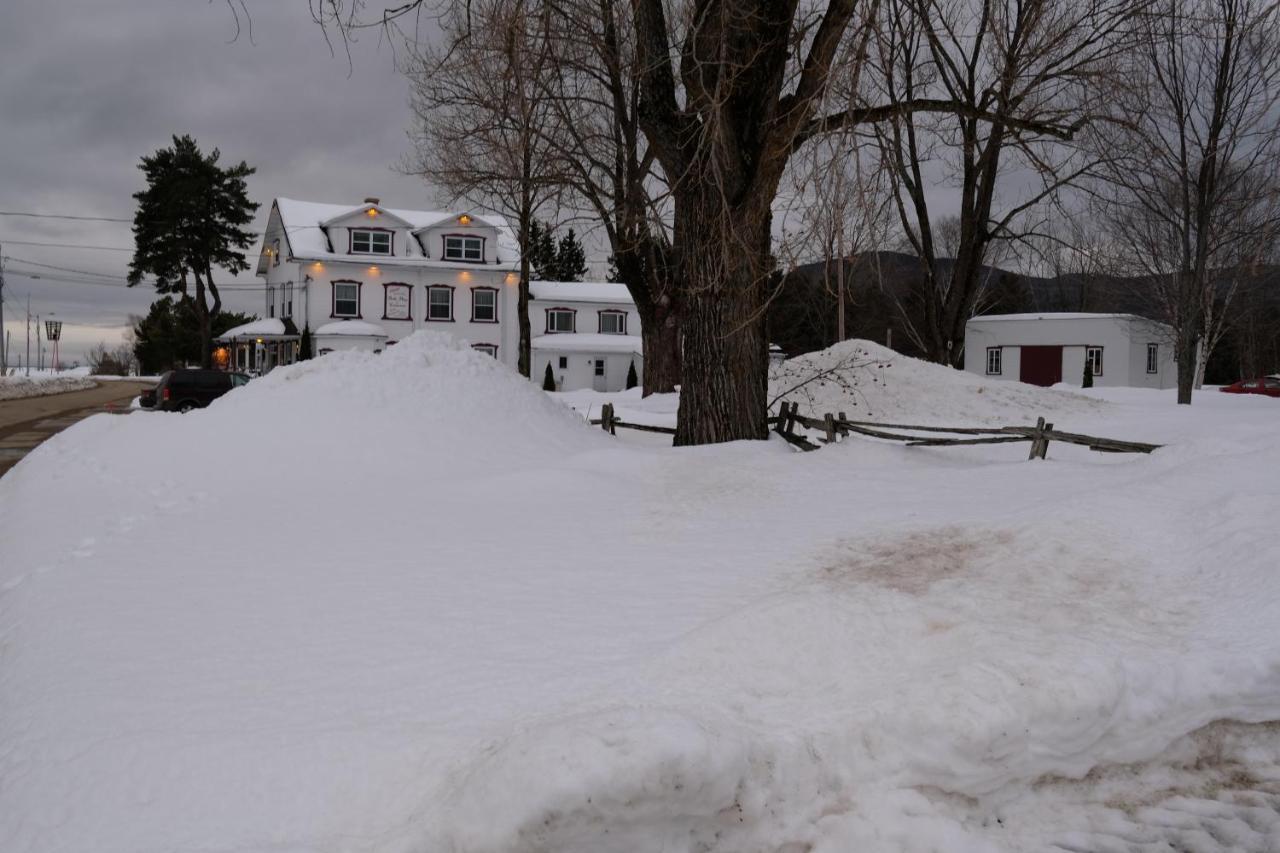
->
xmin=626 ymin=360 xmax=639 ymax=389
xmin=1083 ymin=361 xmax=1094 ymax=388
xmin=128 ymin=135 xmax=258 ymax=368
xmin=528 ymin=220 xmax=558 ymax=280
xmin=542 ymin=361 xmax=557 ymax=391
xmin=132 ymin=296 xmax=255 ymax=374
xmin=298 ymin=326 xmax=313 ymax=361
xmin=555 ymin=229 xmax=589 ymax=281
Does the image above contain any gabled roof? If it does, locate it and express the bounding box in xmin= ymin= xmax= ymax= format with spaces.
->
xmin=270 ymin=197 xmax=519 ymax=267
xmin=411 ymin=211 xmax=494 ymax=233
xmin=320 ymin=203 xmax=415 ymax=229
xmin=968 ymin=312 xmax=1148 ymax=323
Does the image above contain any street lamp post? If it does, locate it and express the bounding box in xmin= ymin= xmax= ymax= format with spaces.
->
xmin=44 ymin=318 xmax=62 ymax=373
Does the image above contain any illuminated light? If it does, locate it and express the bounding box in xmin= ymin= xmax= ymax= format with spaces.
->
xmin=459 ymin=271 xmax=471 ymax=282
xmin=367 ymin=208 xmax=378 ymax=217
xmin=505 ymin=273 xmax=518 ymax=284
xmin=256 ymin=338 xmax=264 ymax=344
xmin=369 ymin=266 xmax=379 ymax=273
xmin=458 ymin=214 xmax=471 ymax=225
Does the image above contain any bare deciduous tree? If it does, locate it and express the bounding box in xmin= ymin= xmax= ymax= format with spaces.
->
xmin=868 ymin=0 xmax=1144 ymax=367
xmin=1092 ymin=0 xmax=1280 ymax=403
xmin=403 ymin=0 xmax=564 ymax=378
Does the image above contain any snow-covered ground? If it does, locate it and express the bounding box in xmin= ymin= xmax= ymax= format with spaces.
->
xmin=0 ymin=371 xmax=96 ymax=400
xmin=2 ymin=332 xmax=1279 ymax=852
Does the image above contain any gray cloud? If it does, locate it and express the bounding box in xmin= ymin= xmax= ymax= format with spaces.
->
xmin=0 ymin=0 xmax=440 ymax=364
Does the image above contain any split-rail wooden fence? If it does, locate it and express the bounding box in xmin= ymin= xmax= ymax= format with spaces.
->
xmin=591 ymin=401 xmax=1161 ymax=461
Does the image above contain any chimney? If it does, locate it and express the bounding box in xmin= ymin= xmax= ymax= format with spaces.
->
xmin=363 ymin=197 xmax=380 ymax=206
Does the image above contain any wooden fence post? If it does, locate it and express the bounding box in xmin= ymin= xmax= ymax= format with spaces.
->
xmin=1039 ymin=422 xmax=1053 ymax=459
xmin=1028 ymin=416 xmax=1046 ymax=461
xmin=601 ymin=403 xmax=615 ymax=435
xmin=823 ymin=413 xmax=836 ymax=444
xmin=837 ymin=412 xmax=848 ymax=437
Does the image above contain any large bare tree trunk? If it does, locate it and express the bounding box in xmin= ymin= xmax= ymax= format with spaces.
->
xmin=641 ymin=299 xmax=681 ymax=395
xmin=193 ymin=275 xmax=212 ymax=369
xmin=672 ymin=203 xmax=770 ymax=446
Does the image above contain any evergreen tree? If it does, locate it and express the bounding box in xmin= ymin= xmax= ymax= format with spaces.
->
xmin=626 ymin=360 xmax=639 ymax=390
xmin=128 ymin=135 xmax=259 ymax=367
xmin=1083 ymin=361 xmax=1094 ymax=388
xmin=542 ymin=361 xmax=557 ymax=391
xmin=298 ymin=326 xmax=313 ymax=361
xmin=555 ymin=229 xmax=588 ymax=281
xmin=132 ymin=296 xmax=255 ymax=374
xmin=528 ymin=220 xmax=558 ymax=280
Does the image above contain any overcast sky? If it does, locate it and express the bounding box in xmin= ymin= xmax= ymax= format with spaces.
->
xmin=0 ymin=0 xmax=440 ymax=365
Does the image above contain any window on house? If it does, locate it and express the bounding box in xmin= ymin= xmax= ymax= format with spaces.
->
xmin=351 ymin=229 xmax=392 ymax=255
xmin=598 ymin=311 xmax=626 ymax=334
xmin=282 ymin=283 xmax=293 ymax=319
xmin=1086 ymin=346 xmax=1104 ymax=376
xmin=443 ymin=235 xmax=484 ymax=262
xmin=471 ymin=288 xmax=497 ymax=322
xmin=986 ymin=347 xmax=1002 ymax=375
xmin=272 ymin=239 xmax=281 ymax=267
xmin=333 ymin=281 xmax=360 ymax=317
xmin=546 ymin=308 xmax=575 ymax=333
xmin=1146 ymin=343 xmax=1158 ymax=374
xmin=594 ymin=359 xmax=605 ymax=376
xmin=558 ymin=356 xmax=568 ymax=369
xmin=472 ymin=343 xmax=498 ymax=358
xmin=427 ymin=285 xmax=454 ymax=321
xmin=266 ymin=285 xmax=276 ymax=318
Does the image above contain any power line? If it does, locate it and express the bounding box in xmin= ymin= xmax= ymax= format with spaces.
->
xmin=4 ymin=270 xmax=267 ymax=291
xmin=0 ymin=210 xmax=132 ymax=223
xmin=0 ymin=239 xmax=133 ymax=252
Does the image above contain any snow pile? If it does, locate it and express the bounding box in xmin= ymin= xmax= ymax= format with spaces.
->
xmin=0 ymin=373 xmax=96 ymax=400
xmin=773 ymin=338 xmax=1104 ymax=425
xmin=3 ymin=334 xmax=1280 ymax=853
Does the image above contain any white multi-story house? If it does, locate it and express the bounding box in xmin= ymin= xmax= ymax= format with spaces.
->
xmin=219 ymin=197 xmax=644 ymax=391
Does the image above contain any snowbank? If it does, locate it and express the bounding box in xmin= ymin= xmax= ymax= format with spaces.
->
xmin=773 ymin=339 xmax=1104 ymax=425
xmin=0 ymin=373 xmax=96 ymax=400
xmin=2 ymin=332 xmax=1279 ymax=852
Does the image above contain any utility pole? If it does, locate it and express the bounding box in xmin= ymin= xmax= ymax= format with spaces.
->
xmin=0 ymin=245 xmax=6 ymax=374
xmin=36 ymin=313 xmax=43 ymax=372
xmin=25 ymin=295 xmax=31 ymax=376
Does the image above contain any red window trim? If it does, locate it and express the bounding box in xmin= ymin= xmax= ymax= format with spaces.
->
xmin=425 ymin=284 xmax=456 ymax=322
xmin=331 ymin=279 xmax=363 ymax=319
xmin=597 ymin=309 xmax=627 ymax=334
xmin=440 ymin=233 xmax=486 ymax=264
xmin=349 ymin=226 xmax=395 ymax=257
xmin=545 ymin=306 xmax=577 ymax=333
xmin=382 ymin=282 xmax=413 ymax=321
xmin=470 ymin=286 xmax=499 ymax=323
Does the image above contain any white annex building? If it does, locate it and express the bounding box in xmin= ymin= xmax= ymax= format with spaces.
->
xmin=218 ymin=197 xmax=643 ymax=391
xmin=964 ymin=313 xmax=1178 ymax=389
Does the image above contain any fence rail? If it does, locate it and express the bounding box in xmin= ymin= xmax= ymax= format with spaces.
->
xmin=588 ymin=402 xmax=1161 ymax=461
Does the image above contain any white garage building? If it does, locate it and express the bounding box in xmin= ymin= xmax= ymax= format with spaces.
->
xmin=964 ymin=313 xmax=1178 ymax=389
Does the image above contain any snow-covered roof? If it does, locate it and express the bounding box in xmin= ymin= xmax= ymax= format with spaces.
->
xmin=217 ymin=318 xmax=288 ymax=340
xmin=968 ymin=312 xmax=1149 ymax=323
xmin=314 ymin=320 xmax=388 ymax=338
xmin=531 ymin=333 xmax=643 ymax=354
xmin=529 ymin=281 xmax=635 ymax=305
xmin=272 ymin=198 xmax=519 ymax=269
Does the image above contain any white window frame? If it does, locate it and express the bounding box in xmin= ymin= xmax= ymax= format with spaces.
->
xmin=598 ymin=310 xmax=627 ymax=335
xmin=333 ymin=282 xmax=360 ymax=318
xmin=1086 ymin=346 xmax=1104 ymax=376
xmin=594 ymin=358 xmax=606 ymax=377
xmin=471 ymin=288 xmax=498 ymax=323
xmin=985 ymin=347 xmax=1002 ymax=375
xmin=266 ymin=285 xmax=276 ymax=319
xmin=472 ymin=343 xmax=498 ymax=358
xmin=427 ymin=285 xmax=454 ymax=321
xmin=443 ymin=235 xmax=484 ymax=262
xmin=1146 ymin=343 xmax=1158 ymax=374
xmin=351 ymin=229 xmax=392 ymax=256
xmin=546 ymin=308 xmax=575 ymax=333
xmin=282 ymin=283 xmax=293 ymax=319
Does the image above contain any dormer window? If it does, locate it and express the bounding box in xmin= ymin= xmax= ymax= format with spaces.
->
xmin=351 ymin=228 xmax=392 ymax=256
xmin=443 ymin=234 xmax=484 ymax=263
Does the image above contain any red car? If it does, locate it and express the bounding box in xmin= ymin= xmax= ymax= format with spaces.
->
xmin=1220 ymin=375 xmax=1280 ymax=397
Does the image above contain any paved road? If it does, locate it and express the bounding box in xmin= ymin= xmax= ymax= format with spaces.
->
xmin=0 ymin=381 xmax=153 ymax=478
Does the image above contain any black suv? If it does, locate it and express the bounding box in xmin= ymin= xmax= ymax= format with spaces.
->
xmin=145 ymin=369 xmax=249 ymax=412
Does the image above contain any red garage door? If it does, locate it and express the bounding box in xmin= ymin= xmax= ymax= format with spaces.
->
xmin=1020 ymin=346 xmax=1063 ymax=386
